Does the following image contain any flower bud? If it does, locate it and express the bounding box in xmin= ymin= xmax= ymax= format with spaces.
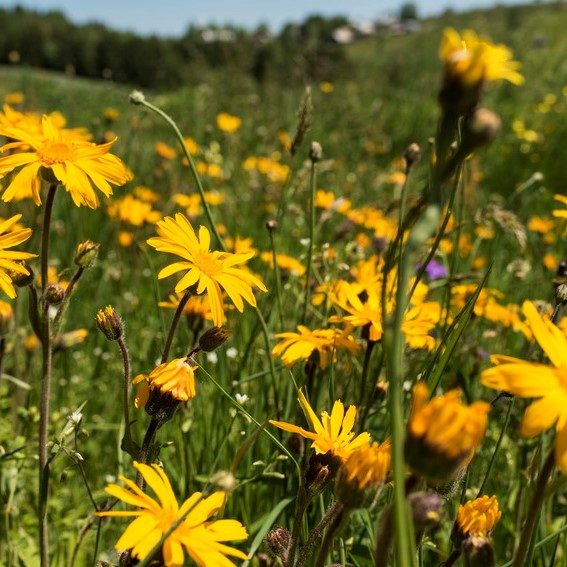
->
xmin=129 ymin=90 xmax=146 ymax=104
xmin=304 ymin=453 xmax=338 ymax=497
xmin=74 ymin=240 xmax=100 ymax=268
xmin=265 ymin=219 xmax=278 ymax=232
xmin=408 ymin=491 xmax=444 ymax=530
xmin=462 ymin=535 xmax=496 ymax=567
xmin=460 ymin=108 xmax=502 ymax=155
xmin=198 ymin=326 xmax=231 ymax=352
xmin=45 ymin=283 xmax=65 ymax=304
xmin=96 ymin=305 xmax=124 ymax=341
xmin=403 ymin=143 xmax=421 ymax=169
xmin=309 ymin=141 xmax=323 ymax=163
xmin=266 ymin=526 xmax=290 ymax=558
xmin=209 ymin=470 xmax=237 ymax=493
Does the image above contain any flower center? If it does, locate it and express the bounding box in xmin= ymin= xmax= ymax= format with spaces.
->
xmin=193 ymin=251 xmax=223 ymax=278
xmin=36 ymin=140 xmax=78 ymax=166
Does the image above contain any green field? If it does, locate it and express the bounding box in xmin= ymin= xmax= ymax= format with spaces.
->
xmin=0 ymin=2 xmax=566 ymax=566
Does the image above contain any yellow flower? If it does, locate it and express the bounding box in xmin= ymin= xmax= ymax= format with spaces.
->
xmin=260 ymin=251 xmax=306 ymax=277
xmin=440 ymin=28 xmax=524 ymax=88
xmin=158 ymin=292 xmax=215 ymax=322
xmin=133 ymin=357 xmax=197 ymax=408
xmin=269 ymin=389 xmax=371 ymax=462
xmin=272 ymin=325 xmax=360 ymax=369
xmin=107 ymin=194 xmax=161 ymax=227
xmin=216 ymin=112 xmax=242 ymax=133
xmin=0 ymin=300 xmax=14 ymax=335
xmin=481 ymin=301 xmax=567 ymax=473
xmin=335 ymin=440 xmax=391 ymax=508
xmin=406 ymin=382 xmax=490 ymax=483
xmin=147 ymin=213 xmax=267 ymax=327
xmin=0 ymin=214 xmax=37 ymax=298
xmin=97 ymin=462 xmax=248 ymax=567
xmin=0 ymin=114 xmax=132 ymax=208
xmin=456 ymin=495 xmax=501 ymax=537
xmin=155 ymin=141 xmax=177 ymax=160
xmin=553 ymin=194 xmax=567 ymax=218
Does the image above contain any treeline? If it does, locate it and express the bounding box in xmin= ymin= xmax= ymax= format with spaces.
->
xmin=0 ymin=6 xmax=350 ymax=88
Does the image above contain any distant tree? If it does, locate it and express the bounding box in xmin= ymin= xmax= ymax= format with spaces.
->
xmin=400 ymin=2 xmax=419 ymax=21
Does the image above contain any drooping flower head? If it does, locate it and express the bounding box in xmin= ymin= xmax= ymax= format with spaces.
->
xmin=481 ymin=301 xmax=567 ymax=473
xmin=335 ymin=439 xmax=391 ymax=509
xmin=0 ymin=114 xmax=133 ymax=208
xmin=405 ymin=382 xmax=490 ymax=483
xmin=133 ymin=357 xmax=197 ymax=423
xmin=147 ymin=213 xmax=267 ymax=327
xmin=269 ymin=389 xmax=371 ymax=463
xmin=0 ymin=214 xmax=37 ymax=298
xmin=272 ymin=325 xmax=360 ymax=369
xmin=97 ymin=462 xmax=248 ymax=567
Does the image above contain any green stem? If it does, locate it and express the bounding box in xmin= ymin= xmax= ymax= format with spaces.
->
xmin=161 ymin=291 xmax=191 ymax=363
xmin=301 ymin=158 xmax=317 ymax=324
xmin=52 ymin=266 xmax=84 ymax=335
xmin=0 ymin=337 xmax=5 ymax=396
xmin=513 ymin=449 xmax=555 ymax=567
xmin=118 ymin=337 xmax=134 ymax=453
xmin=267 ymin=224 xmax=285 ymax=331
xmin=357 ymin=338 xmax=376 ymax=409
xmin=132 ymin=96 xmax=225 ymax=251
xmin=285 ymin=486 xmax=311 ymax=567
xmin=40 ymin=185 xmax=58 ymax=296
xmin=38 ymin=183 xmax=58 ymax=567
xmin=136 ymin=418 xmax=160 ymax=490
xmin=310 ymin=502 xmax=345 ymax=567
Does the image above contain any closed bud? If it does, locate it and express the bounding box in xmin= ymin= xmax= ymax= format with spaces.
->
xmin=462 ymin=535 xmax=495 ymax=567
xmin=304 ymin=453 xmax=338 ymax=497
xmin=266 ymin=526 xmax=290 ymax=558
xmin=96 ymin=305 xmax=124 ymax=341
xmin=198 ymin=326 xmax=231 ymax=352
xmin=460 ymin=108 xmax=502 ymax=154
xmin=409 ymin=491 xmax=444 ymax=530
xmin=555 ymin=283 xmax=567 ymax=305
xmin=75 ymin=240 xmax=100 ymax=268
xmin=209 ymin=470 xmax=237 ymax=493
xmin=403 ymin=143 xmax=422 ymax=169
xmin=45 ymin=283 xmax=65 ymax=304
xmin=129 ymin=90 xmax=146 ymax=104
xmin=309 ymin=141 xmax=323 ymax=163
xmin=265 ymin=219 xmax=278 ymax=232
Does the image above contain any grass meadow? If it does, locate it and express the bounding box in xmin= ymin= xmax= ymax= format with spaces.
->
xmin=0 ymin=3 xmax=567 ymax=566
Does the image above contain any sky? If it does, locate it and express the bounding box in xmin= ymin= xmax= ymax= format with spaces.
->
xmin=3 ymin=0 xmax=545 ymax=36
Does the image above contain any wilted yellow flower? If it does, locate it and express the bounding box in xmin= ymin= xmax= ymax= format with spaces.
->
xmin=272 ymin=325 xmax=360 ymax=369
xmin=0 ymin=114 xmax=132 ymax=208
xmin=97 ymin=462 xmax=248 ymax=567
xmin=147 ymin=213 xmax=267 ymax=326
xmin=269 ymin=389 xmax=371 ymax=463
xmin=133 ymin=357 xmax=197 ymax=408
xmin=216 ymin=112 xmax=242 ymax=133
xmin=405 ymin=382 xmax=490 ymax=483
xmin=0 ymin=214 xmax=37 ymax=298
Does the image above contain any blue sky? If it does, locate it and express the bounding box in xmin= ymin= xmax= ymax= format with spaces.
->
xmin=4 ymin=0 xmax=543 ymax=36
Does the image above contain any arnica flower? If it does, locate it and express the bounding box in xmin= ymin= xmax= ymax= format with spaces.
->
xmin=269 ymin=389 xmax=371 ymax=463
xmin=405 ymin=382 xmax=490 ymax=483
xmin=439 ymin=28 xmax=523 ymax=114
xmin=451 ymin=495 xmax=501 ymax=562
xmin=272 ymin=325 xmax=360 ymax=369
xmin=0 ymin=214 xmax=37 ymax=298
xmin=0 ymin=114 xmax=133 ymax=208
xmin=147 ymin=213 xmax=267 ymax=327
xmin=216 ymin=112 xmax=242 ymax=133
xmin=97 ymin=462 xmax=248 ymax=567
xmin=481 ymin=301 xmax=567 ymax=473
xmin=335 ymin=439 xmax=391 ymax=509
xmin=133 ymin=358 xmax=197 ymax=423
xmin=553 ymin=194 xmax=567 ymax=218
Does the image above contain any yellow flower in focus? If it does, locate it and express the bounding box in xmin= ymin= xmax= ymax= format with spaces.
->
xmin=440 ymin=28 xmax=524 ymax=88
xmin=405 ymin=382 xmax=490 ymax=483
xmin=272 ymin=325 xmax=360 ymax=369
xmin=216 ymin=112 xmax=242 ymax=133
xmin=133 ymin=357 xmax=197 ymax=408
xmin=0 ymin=115 xmax=132 ymax=208
xmin=481 ymin=301 xmax=567 ymax=473
xmin=147 ymin=214 xmax=267 ymax=326
xmin=97 ymin=462 xmax=248 ymax=567
xmin=0 ymin=214 xmax=37 ymax=298
xmin=269 ymin=389 xmax=371 ymax=463
xmin=456 ymin=495 xmax=501 ymax=537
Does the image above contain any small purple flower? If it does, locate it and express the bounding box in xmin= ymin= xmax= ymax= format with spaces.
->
xmin=418 ymin=259 xmax=447 ymax=281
